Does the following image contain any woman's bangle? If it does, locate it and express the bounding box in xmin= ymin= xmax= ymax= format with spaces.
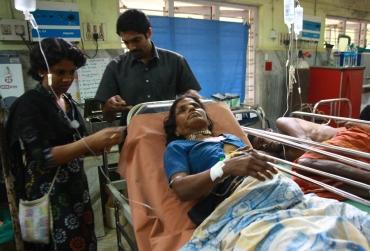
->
xmin=210 ymin=161 xmax=224 ymax=181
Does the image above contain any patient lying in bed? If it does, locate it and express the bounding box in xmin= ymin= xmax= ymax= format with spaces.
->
xmin=163 ymin=96 xmax=370 ymax=250
xmin=248 ymin=117 xmax=370 ymax=200
xmin=277 ymin=117 xmax=370 ymax=200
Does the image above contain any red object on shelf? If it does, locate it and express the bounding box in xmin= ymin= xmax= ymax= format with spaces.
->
xmin=265 ymin=61 xmax=272 ymax=71
xmin=308 ymin=67 xmax=364 ymax=119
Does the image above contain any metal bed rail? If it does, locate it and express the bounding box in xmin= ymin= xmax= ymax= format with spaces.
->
xmin=312 ymin=98 xmax=352 ymax=123
xmin=292 ymin=111 xmax=370 ymax=125
xmin=106 ymin=181 xmax=137 ymax=251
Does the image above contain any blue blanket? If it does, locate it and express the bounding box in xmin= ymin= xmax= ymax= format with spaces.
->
xmin=181 ymin=174 xmax=370 ymax=250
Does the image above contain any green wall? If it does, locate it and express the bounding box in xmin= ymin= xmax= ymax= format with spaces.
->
xmin=0 ymin=0 xmax=120 ymax=51
xmin=0 ymin=0 xmax=369 ymax=52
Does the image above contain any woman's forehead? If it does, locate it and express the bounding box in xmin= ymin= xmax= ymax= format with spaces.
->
xmin=177 ymin=97 xmax=197 ymax=107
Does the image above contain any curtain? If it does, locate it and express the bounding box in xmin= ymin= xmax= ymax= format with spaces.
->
xmin=150 ymin=16 xmax=249 ymax=101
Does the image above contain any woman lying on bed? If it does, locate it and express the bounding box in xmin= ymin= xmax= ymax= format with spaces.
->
xmin=163 ymin=95 xmax=277 ymax=200
xmin=163 ymin=95 xmax=370 ymax=250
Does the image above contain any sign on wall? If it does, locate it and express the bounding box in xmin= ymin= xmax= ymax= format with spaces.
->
xmin=0 ymin=63 xmax=25 ymax=98
xmin=76 ymin=58 xmax=110 ymax=102
xmin=301 ymin=15 xmax=321 ymax=41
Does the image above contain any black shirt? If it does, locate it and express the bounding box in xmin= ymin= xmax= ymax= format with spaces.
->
xmin=94 ymin=43 xmax=201 ymax=123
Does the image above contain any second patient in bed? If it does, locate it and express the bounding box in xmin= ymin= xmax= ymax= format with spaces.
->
xmin=250 ymin=117 xmax=370 ymax=200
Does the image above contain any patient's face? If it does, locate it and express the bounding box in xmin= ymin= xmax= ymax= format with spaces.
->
xmin=175 ymin=98 xmax=209 ymax=136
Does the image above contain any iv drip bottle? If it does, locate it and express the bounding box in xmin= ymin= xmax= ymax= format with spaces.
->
xmin=284 ymin=0 xmax=295 ymax=29
xmin=14 ymin=0 xmax=36 ymax=12
xmin=294 ymin=5 xmax=303 ymax=38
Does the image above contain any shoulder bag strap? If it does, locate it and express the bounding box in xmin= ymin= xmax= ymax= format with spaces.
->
xmin=46 ymin=166 xmax=60 ymax=196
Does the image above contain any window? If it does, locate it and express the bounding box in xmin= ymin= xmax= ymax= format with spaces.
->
xmin=118 ymin=0 xmax=257 ymax=104
xmin=367 ymin=24 xmax=370 ymax=48
xmin=119 ymin=0 xmax=165 ymax=16
xmin=324 ymin=17 xmax=370 ymax=49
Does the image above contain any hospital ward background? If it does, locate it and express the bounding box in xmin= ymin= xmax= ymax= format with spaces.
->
xmin=1 ymin=0 xmax=370 ymax=250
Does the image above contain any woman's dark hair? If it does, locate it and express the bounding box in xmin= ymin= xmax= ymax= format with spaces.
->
xmin=28 ymin=37 xmax=86 ymax=81
xmin=116 ymin=9 xmax=151 ymax=35
xmin=164 ymin=95 xmax=213 ymax=145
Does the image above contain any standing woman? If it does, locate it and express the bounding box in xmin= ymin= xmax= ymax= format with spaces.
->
xmin=6 ymin=38 xmax=123 ymax=251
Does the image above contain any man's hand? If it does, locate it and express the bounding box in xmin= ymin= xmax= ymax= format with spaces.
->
xmin=104 ymin=95 xmax=132 ymax=112
xmin=102 ymin=95 xmax=133 ymax=122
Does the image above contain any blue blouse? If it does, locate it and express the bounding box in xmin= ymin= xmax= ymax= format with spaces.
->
xmin=164 ymin=134 xmax=245 ymax=180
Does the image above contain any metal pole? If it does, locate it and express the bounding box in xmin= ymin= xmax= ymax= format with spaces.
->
xmin=242 ymin=126 xmax=370 ymax=171
xmin=246 ymin=127 xmax=370 ymax=159
xmin=258 ymin=151 xmax=370 ymax=190
xmin=291 ymin=111 xmax=370 ymax=125
xmin=269 ymin=162 xmax=370 ymax=207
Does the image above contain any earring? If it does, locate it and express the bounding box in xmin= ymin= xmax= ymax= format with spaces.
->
xmin=175 ymin=131 xmax=180 ymax=136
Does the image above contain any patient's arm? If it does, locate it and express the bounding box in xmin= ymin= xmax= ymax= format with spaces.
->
xmin=170 ymin=172 xmax=215 ymax=201
xmin=171 ymin=151 xmax=277 ymax=201
xmin=297 ymin=158 xmax=370 ymax=199
xmin=276 ymin=117 xmax=339 ymax=142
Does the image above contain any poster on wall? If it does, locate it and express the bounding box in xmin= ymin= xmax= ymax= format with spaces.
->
xmin=77 ymin=58 xmax=110 ymax=102
xmin=0 ymin=63 xmax=25 ymax=98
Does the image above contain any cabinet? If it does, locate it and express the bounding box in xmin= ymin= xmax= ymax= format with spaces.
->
xmin=308 ymin=66 xmax=365 ymax=118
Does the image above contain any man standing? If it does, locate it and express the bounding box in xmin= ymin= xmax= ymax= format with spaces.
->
xmin=95 ymin=9 xmax=201 ymax=124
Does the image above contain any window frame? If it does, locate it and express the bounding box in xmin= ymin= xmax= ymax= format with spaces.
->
xmin=324 ymin=16 xmax=370 ymax=49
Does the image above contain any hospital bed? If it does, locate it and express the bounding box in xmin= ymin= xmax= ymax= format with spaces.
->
xmin=105 ymin=100 xmax=262 ymax=251
xmin=105 ymin=100 xmax=370 ymax=251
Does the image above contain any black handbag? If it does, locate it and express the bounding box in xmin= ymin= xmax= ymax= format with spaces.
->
xmin=188 ymin=176 xmax=244 ymax=226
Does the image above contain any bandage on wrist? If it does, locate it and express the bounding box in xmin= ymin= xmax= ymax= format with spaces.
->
xmin=210 ymin=161 xmax=224 ymax=181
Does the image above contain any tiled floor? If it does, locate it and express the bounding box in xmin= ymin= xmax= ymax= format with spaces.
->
xmin=97 ymin=228 xmax=118 ymax=251
xmin=98 ymin=225 xmax=136 ymax=251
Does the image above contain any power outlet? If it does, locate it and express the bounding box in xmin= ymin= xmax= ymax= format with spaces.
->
xmin=0 ymin=18 xmax=29 ymax=41
xmin=82 ymin=22 xmax=106 ymax=41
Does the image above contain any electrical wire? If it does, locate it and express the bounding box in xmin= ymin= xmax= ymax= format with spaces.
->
xmin=18 ymin=33 xmax=32 ymax=51
xmin=80 ymin=36 xmax=99 ymax=59
xmin=99 ymin=165 xmax=154 ymax=211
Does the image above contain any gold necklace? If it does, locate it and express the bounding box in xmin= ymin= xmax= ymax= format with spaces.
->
xmin=186 ymin=129 xmax=212 ymax=140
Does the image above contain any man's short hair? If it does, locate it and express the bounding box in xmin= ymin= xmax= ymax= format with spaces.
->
xmin=116 ymin=9 xmax=151 ymax=35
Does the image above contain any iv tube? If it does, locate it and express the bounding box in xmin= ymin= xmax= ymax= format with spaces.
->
xmin=14 ymin=0 xmax=96 ymax=154
xmin=294 ymin=4 xmax=303 ymax=39
xmin=14 ymin=0 xmax=49 ymax=80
